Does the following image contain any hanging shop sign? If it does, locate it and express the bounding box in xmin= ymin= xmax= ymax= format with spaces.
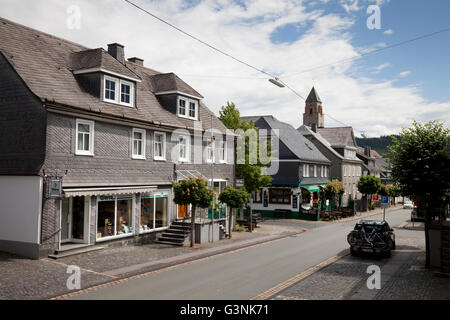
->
xmin=48 ymin=179 xmax=62 ymax=198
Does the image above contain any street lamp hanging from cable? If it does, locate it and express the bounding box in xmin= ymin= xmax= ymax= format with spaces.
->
xmin=269 ymin=78 xmax=285 ymax=88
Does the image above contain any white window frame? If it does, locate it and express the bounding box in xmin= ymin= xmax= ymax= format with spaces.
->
xmin=153 ymin=132 xmax=166 ymax=161
xmin=218 ymin=140 xmax=227 ymax=163
xmin=119 ymin=79 xmax=134 ymax=107
xmin=131 ymin=128 xmax=146 ymax=159
xmin=177 ymin=96 xmax=198 ymax=120
xmin=103 ymin=75 xmax=119 ymax=104
xmin=303 ymin=164 xmax=310 ymax=177
xmin=206 ymin=140 xmax=215 ymax=163
xmin=178 ymin=135 xmax=190 ymax=162
xmin=325 ymin=166 xmax=328 ymax=177
xmin=75 ymin=119 xmax=94 ymax=156
xmin=178 ymin=97 xmax=187 ymax=116
xmin=314 ymin=165 xmax=317 ymax=177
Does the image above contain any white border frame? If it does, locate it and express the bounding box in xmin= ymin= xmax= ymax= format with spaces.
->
xmin=131 ymin=128 xmax=146 ymax=159
xmin=75 ymin=118 xmax=95 ymax=156
xmin=103 ymin=75 xmax=119 ymax=104
xmin=153 ymin=131 xmax=166 ymax=161
xmin=95 ymin=194 xmax=135 ymax=242
xmin=178 ymin=135 xmax=190 ymax=163
xmin=177 ymin=96 xmax=198 ymax=120
xmin=119 ymin=79 xmax=134 ymax=107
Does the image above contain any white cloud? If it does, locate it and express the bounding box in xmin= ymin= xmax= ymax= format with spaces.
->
xmin=0 ymin=0 xmax=448 ymax=137
xmin=383 ymin=29 xmax=393 ymax=35
xmin=399 ymin=71 xmax=411 ymax=78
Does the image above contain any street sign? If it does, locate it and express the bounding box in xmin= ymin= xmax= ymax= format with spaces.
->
xmin=381 ymin=195 xmax=389 ymax=209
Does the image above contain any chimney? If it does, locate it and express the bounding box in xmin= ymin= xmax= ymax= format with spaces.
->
xmin=311 ymin=123 xmax=317 ymax=133
xmin=364 ymin=146 xmax=371 ymax=157
xmin=107 ymin=43 xmax=125 ymax=64
xmin=128 ymin=57 xmax=144 ymax=66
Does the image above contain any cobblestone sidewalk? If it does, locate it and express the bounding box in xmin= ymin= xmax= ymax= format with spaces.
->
xmin=271 ymin=227 xmax=450 ymax=300
xmin=0 ymin=221 xmax=305 ymax=300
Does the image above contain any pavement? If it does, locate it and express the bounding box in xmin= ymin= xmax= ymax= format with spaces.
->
xmin=0 ymin=219 xmax=306 ymax=300
xmin=270 ymin=219 xmax=450 ymax=300
xmin=2 ymin=205 xmax=447 ymax=300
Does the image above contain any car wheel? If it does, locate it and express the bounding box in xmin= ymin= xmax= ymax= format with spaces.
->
xmin=350 ymin=248 xmax=358 ymax=256
xmin=384 ymin=250 xmax=391 ymax=258
xmin=392 ymin=241 xmax=396 ymax=250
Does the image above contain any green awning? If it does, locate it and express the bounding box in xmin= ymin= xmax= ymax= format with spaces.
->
xmin=303 ymin=185 xmax=320 ymax=193
xmin=320 ymin=184 xmax=327 ymax=188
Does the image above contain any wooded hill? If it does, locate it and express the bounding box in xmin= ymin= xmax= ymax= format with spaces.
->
xmin=355 ymin=135 xmax=399 ymax=156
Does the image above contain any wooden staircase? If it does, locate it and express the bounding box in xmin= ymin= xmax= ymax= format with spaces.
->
xmin=441 ymin=226 xmax=450 ymax=274
xmin=155 ymin=221 xmax=191 ymax=246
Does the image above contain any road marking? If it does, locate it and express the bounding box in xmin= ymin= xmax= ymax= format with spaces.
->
xmin=50 ymin=231 xmax=307 ymax=300
xmin=250 ymin=253 xmax=348 ymax=300
xmin=42 ymin=258 xmax=118 ymax=279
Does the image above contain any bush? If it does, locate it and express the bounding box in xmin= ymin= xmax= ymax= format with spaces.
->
xmin=368 ymin=203 xmax=376 ymax=210
xmin=233 ymin=224 xmax=245 ymax=232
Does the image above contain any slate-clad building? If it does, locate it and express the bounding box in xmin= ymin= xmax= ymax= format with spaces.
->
xmin=298 ymin=87 xmax=363 ymax=206
xmin=242 ymin=115 xmax=331 ymax=220
xmin=0 ymin=17 xmax=234 ymax=259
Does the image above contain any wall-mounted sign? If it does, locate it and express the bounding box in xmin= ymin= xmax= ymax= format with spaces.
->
xmin=236 ymin=179 xmax=244 ymax=187
xmin=263 ymin=191 xmax=268 ymax=207
xmin=48 ymin=179 xmax=61 ymax=197
xmin=292 ymin=195 xmax=298 ymax=209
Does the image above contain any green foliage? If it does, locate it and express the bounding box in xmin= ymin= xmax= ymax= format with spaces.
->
xmin=218 ymin=101 xmax=242 ymax=130
xmin=219 ymin=101 xmax=273 ymax=193
xmin=385 ymin=120 xmax=450 ymax=203
xmin=172 ymin=177 xmax=213 ymax=209
xmin=378 ymin=184 xmax=388 ymax=196
xmin=357 ymin=175 xmax=381 ymax=195
xmin=324 ymin=179 xmax=345 ymax=200
xmin=387 ymin=185 xmax=403 ymax=197
xmin=356 ymin=135 xmax=399 ymax=156
xmin=218 ymin=186 xmax=249 ymax=209
xmin=233 ymin=224 xmax=245 ymax=232
xmin=368 ymin=203 xmax=376 ymax=210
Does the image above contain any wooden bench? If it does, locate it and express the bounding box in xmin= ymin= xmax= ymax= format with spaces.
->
xmin=237 ymin=213 xmax=262 ymax=230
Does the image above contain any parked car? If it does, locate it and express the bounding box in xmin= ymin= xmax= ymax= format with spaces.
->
xmin=403 ymin=201 xmax=414 ymax=209
xmin=411 ymin=207 xmax=424 ymax=222
xmin=347 ymin=220 xmax=396 ymax=257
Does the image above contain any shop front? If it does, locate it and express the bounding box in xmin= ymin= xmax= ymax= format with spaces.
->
xmin=60 ymin=186 xmax=171 ymax=249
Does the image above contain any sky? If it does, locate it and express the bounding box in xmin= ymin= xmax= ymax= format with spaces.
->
xmin=0 ymin=0 xmax=449 ymax=137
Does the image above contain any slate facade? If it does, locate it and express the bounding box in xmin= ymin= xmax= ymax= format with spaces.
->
xmin=0 ymin=17 xmax=234 ymax=259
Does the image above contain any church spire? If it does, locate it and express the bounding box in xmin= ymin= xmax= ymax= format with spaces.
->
xmin=303 ymin=86 xmax=324 ymax=128
xmin=306 ymin=86 xmax=321 ymax=103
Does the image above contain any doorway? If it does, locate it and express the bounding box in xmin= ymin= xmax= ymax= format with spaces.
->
xmin=61 ymin=196 xmax=89 ymax=246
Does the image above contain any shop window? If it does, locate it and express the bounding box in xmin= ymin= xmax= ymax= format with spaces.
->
xmin=116 ymin=197 xmax=133 ymax=235
xmin=269 ymin=188 xmax=291 ymax=204
xmin=155 ymin=197 xmax=168 ymax=228
xmin=97 ymin=195 xmax=133 ymax=239
xmin=253 ymin=189 xmax=262 ymax=203
xmin=140 ymin=194 xmax=169 ymax=233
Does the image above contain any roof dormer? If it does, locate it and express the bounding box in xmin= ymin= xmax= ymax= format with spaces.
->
xmin=69 ymin=45 xmax=141 ymax=108
xmin=150 ymin=73 xmax=203 ymax=121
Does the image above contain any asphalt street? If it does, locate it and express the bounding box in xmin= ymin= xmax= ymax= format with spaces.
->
xmin=71 ymin=208 xmax=411 ymax=300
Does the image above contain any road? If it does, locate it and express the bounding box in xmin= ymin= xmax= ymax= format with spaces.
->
xmin=71 ymin=208 xmax=411 ymax=300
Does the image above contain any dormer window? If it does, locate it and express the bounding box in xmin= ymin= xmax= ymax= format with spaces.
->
xmin=177 ymin=96 xmax=198 ymax=120
xmin=103 ymin=75 xmax=134 ymax=107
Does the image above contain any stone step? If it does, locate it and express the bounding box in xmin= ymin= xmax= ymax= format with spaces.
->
xmin=164 ymin=229 xmax=189 ymax=235
xmin=158 ymin=235 xmax=185 ymax=243
xmin=170 ymin=224 xmax=191 ymax=230
xmin=49 ymin=245 xmax=104 ymax=259
xmin=172 ymin=221 xmax=191 ymax=227
xmin=154 ymin=240 xmax=184 ymax=246
xmin=161 ymin=232 xmax=186 ymax=239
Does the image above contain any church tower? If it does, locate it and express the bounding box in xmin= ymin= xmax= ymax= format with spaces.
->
xmin=303 ymin=87 xmax=324 ymax=128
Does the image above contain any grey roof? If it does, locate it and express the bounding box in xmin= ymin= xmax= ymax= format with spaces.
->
xmin=0 ymin=16 xmax=226 ymax=133
xmin=306 ymin=86 xmax=321 ymax=103
xmin=151 ymin=72 xmax=204 ymax=98
xmin=69 ymin=48 xmax=140 ymax=79
xmin=298 ymin=125 xmax=344 ymax=159
xmin=242 ymin=115 xmax=330 ymax=164
xmin=316 ymin=127 xmax=357 ymax=147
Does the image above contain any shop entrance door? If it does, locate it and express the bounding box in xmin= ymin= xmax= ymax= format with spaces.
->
xmin=60 ymin=197 xmax=88 ymax=244
xmin=177 ymin=204 xmax=188 ymax=219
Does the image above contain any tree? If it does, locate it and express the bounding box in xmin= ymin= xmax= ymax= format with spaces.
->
xmin=378 ymin=184 xmax=389 ymax=196
xmin=324 ymin=179 xmax=345 ymax=209
xmin=173 ymin=177 xmax=214 ymax=247
xmin=219 ymin=101 xmax=273 ymax=216
xmin=357 ymin=175 xmax=381 ymax=211
xmin=218 ymin=186 xmax=250 ymax=238
xmin=386 ymin=120 xmax=450 ymax=267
